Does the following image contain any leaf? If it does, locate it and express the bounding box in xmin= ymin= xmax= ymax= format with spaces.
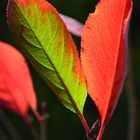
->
xmin=60 ymin=14 xmax=84 ymax=37
xmin=81 ymin=0 xmax=133 ymax=139
xmin=0 ymin=41 xmax=37 ymax=117
xmin=7 ymin=0 xmax=87 ymax=117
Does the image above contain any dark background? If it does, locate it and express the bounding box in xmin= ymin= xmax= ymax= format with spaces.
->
xmin=0 ymin=0 xmax=140 ymax=140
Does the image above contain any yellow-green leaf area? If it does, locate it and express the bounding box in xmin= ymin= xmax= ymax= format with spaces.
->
xmin=7 ymin=0 xmax=87 ymax=115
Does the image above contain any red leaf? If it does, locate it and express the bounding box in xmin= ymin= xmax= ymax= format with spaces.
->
xmin=0 ymin=41 xmax=37 ymax=117
xmin=81 ymin=0 xmax=133 ymax=139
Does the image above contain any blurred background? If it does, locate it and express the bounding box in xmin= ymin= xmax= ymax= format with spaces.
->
xmin=0 ymin=0 xmax=139 ymax=140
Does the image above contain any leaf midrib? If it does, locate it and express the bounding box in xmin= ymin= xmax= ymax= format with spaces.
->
xmin=16 ymin=2 xmax=83 ymax=115
xmin=102 ymin=0 xmax=129 ymax=124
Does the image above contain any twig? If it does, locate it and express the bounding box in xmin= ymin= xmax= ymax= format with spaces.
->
xmin=39 ymin=102 xmax=48 ymax=140
xmin=79 ymin=113 xmax=90 ymax=135
xmin=25 ymin=115 xmax=39 ymax=140
xmin=40 ymin=119 xmax=47 ymax=140
xmin=87 ymin=119 xmax=100 ymax=140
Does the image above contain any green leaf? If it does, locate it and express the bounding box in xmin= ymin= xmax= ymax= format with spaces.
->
xmin=7 ymin=0 xmax=87 ymax=115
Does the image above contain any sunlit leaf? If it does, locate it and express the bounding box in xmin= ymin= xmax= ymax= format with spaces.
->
xmin=7 ymin=0 xmax=87 ymax=117
xmin=81 ymin=0 xmax=133 ymax=139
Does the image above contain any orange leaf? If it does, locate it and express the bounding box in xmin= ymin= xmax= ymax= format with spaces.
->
xmin=0 ymin=42 xmax=37 ymax=117
xmin=81 ymin=0 xmax=133 ymax=139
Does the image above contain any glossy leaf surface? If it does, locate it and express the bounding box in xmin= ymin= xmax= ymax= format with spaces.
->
xmin=81 ymin=0 xmax=133 ymax=139
xmin=7 ymin=0 xmax=87 ymax=115
xmin=0 ymin=41 xmax=36 ymax=117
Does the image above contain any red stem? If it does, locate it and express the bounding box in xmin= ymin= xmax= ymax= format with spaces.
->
xmin=79 ymin=114 xmax=90 ymax=134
